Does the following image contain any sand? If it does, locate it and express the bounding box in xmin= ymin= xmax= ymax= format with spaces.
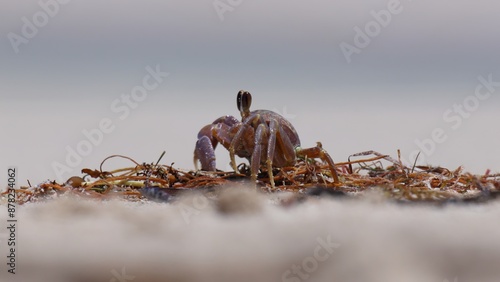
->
xmin=1 ymin=187 xmax=499 ymax=282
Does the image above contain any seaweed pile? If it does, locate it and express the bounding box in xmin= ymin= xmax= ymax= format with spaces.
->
xmin=4 ymin=150 xmax=500 ymax=205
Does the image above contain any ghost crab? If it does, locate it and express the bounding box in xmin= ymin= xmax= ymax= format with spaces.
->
xmin=194 ymin=90 xmax=340 ymax=187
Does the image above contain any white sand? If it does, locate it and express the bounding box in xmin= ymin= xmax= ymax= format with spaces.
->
xmin=1 ymin=187 xmax=499 ymax=282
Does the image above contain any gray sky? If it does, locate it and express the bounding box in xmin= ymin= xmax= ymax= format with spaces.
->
xmin=1 ymin=0 xmax=500 ymax=183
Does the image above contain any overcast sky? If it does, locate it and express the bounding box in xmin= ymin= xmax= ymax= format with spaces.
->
xmin=1 ymin=0 xmax=499 ymax=183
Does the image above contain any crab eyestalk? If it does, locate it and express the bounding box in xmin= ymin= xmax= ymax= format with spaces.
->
xmin=237 ymin=90 xmax=252 ymax=119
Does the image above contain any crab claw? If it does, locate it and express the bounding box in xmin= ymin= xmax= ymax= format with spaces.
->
xmin=194 ymin=135 xmax=216 ymax=171
xmin=194 ymin=115 xmax=240 ymax=172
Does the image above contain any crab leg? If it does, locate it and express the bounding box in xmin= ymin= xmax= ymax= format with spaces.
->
xmin=296 ymin=142 xmax=340 ymax=184
xmin=266 ymin=119 xmax=278 ymax=188
xmin=229 ymin=114 xmax=264 ymax=172
xmin=251 ymin=123 xmax=268 ymax=184
xmin=276 ymin=124 xmax=297 ymax=164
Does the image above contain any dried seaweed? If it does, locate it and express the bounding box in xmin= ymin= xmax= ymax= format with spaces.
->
xmin=3 ymin=150 xmax=499 ymax=205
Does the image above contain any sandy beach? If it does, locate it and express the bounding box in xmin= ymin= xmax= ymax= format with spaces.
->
xmin=1 ymin=187 xmax=499 ymax=282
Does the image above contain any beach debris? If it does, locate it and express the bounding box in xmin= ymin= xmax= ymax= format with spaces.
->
xmin=2 ymin=149 xmax=499 ymax=205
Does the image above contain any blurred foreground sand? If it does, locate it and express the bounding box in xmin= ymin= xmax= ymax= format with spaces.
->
xmin=1 ymin=187 xmax=499 ymax=282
